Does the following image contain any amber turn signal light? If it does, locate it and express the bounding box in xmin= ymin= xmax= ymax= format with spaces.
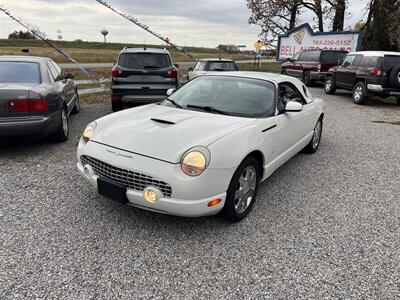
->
xmin=207 ymin=199 xmax=222 ymax=207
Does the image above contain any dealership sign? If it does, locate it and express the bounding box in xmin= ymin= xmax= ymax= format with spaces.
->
xmin=277 ymin=23 xmax=362 ymax=60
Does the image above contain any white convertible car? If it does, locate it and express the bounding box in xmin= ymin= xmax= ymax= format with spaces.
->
xmin=77 ymin=72 xmax=325 ymax=221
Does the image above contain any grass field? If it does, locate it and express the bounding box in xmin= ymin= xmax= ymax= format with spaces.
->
xmin=238 ymin=62 xmax=281 ymax=73
xmin=0 ymin=39 xmax=254 ymax=63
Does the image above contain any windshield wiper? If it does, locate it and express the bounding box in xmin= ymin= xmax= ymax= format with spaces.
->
xmin=186 ymin=104 xmax=230 ymax=115
xmin=165 ymin=98 xmax=182 ymax=108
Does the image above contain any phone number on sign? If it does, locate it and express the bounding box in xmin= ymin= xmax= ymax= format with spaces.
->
xmin=313 ymin=39 xmax=353 ymax=46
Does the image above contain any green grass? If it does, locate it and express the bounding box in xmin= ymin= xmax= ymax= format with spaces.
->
xmin=0 ymin=39 xmax=254 ymax=63
xmin=238 ymin=63 xmax=281 ymax=74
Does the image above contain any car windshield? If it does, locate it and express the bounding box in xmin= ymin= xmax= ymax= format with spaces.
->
xmin=0 ymin=62 xmax=41 ymax=84
xmin=207 ymin=61 xmax=237 ymax=71
xmin=162 ymin=76 xmax=276 ymax=118
xmin=118 ymin=53 xmax=171 ymax=69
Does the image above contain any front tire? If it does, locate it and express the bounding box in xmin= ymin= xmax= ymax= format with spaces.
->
xmin=303 ymin=118 xmax=323 ymax=154
xmin=50 ymin=106 xmax=69 ymax=142
xmin=397 ymin=97 xmax=400 ymax=106
xmin=281 ymin=68 xmax=287 ymax=75
xmin=324 ymin=77 xmax=336 ymax=95
xmin=222 ymin=157 xmax=260 ymax=222
xmin=352 ymin=82 xmax=368 ymax=105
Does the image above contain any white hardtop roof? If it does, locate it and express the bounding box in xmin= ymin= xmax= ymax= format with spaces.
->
xmin=203 ymin=71 xmax=296 ymax=84
xmin=349 ymin=51 xmax=400 ymax=57
xmin=199 ymin=58 xmax=235 ymax=62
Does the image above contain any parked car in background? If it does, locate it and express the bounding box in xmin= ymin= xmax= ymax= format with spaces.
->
xmin=0 ymin=56 xmax=79 ymax=142
xmin=324 ymin=51 xmax=400 ymax=105
xmin=187 ymin=58 xmax=238 ymax=81
xmin=77 ymin=72 xmax=325 ymax=222
xmin=110 ymin=48 xmax=179 ymax=112
xmin=281 ymin=50 xmax=348 ymax=86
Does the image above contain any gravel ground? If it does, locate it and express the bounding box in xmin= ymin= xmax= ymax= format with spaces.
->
xmin=0 ymin=89 xmax=399 ymax=299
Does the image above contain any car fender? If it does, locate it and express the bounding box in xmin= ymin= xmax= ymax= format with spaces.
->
xmin=207 ymin=120 xmax=273 ymax=171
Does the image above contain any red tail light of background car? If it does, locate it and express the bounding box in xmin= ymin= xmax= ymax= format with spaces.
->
xmin=167 ymin=67 xmax=178 ymax=78
xmin=112 ymin=67 xmax=123 ymax=78
xmin=8 ymin=99 xmax=48 ymax=113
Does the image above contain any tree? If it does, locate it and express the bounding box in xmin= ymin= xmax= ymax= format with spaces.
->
xmin=329 ymin=0 xmax=347 ymax=31
xmin=246 ymin=0 xmax=302 ymax=43
xmin=362 ymin=0 xmax=400 ymax=51
xmin=8 ymin=30 xmax=37 ymax=40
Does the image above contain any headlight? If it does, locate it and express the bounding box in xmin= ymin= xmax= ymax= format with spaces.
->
xmin=82 ymin=122 xmax=97 ymax=143
xmin=181 ymin=147 xmax=210 ymax=176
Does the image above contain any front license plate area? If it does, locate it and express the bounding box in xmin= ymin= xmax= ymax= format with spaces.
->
xmin=97 ymin=177 xmax=128 ymax=204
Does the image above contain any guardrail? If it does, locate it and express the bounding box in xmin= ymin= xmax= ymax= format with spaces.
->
xmin=76 ymin=78 xmax=110 ymax=96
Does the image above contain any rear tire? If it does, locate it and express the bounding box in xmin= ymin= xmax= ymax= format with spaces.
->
xmin=303 ymin=118 xmax=323 ymax=154
xmin=302 ymin=71 xmax=312 ymax=86
xmin=50 ymin=106 xmax=69 ymax=143
xmin=324 ymin=77 xmax=336 ymax=95
xmin=221 ymin=157 xmax=260 ymax=222
xmin=397 ymin=97 xmax=400 ymax=106
xmin=352 ymin=82 xmax=368 ymax=105
xmin=71 ymin=91 xmax=80 ymax=114
xmin=112 ymin=100 xmax=123 ymax=112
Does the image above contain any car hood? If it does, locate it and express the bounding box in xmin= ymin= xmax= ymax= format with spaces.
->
xmin=92 ymin=104 xmax=256 ymax=163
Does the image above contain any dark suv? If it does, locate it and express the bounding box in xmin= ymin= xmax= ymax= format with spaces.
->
xmin=324 ymin=51 xmax=400 ymax=105
xmin=281 ymin=50 xmax=348 ymax=86
xmin=111 ymin=48 xmax=179 ymax=112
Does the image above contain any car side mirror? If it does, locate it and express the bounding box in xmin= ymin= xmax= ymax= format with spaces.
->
xmin=65 ymin=72 xmax=74 ymax=80
xmin=337 ymin=59 xmax=343 ymax=66
xmin=285 ymin=101 xmax=303 ymax=112
xmin=174 ymin=63 xmax=180 ymax=69
xmin=166 ymin=88 xmax=175 ymax=96
xmin=188 ymin=67 xmax=194 ymax=72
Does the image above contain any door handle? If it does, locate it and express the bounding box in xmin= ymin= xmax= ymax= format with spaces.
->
xmin=262 ymin=124 xmax=277 ymax=133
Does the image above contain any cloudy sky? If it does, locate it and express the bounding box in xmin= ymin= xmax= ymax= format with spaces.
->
xmin=0 ymin=0 xmax=368 ymax=49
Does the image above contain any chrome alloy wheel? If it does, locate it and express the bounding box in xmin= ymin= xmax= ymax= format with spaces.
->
xmin=325 ymin=79 xmax=332 ymax=92
xmin=354 ymin=85 xmax=363 ymax=102
xmin=312 ymin=120 xmax=322 ymax=149
xmin=234 ymin=166 xmax=257 ymax=214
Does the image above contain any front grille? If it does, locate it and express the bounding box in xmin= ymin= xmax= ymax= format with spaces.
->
xmin=81 ymin=155 xmax=172 ymax=198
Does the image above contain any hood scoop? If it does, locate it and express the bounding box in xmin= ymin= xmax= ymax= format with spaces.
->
xmin=151 ymin=118 xmax=175 ymax=125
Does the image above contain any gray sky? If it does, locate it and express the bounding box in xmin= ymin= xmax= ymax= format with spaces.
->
xmin=0 ymin=0 xmax=369 ymax=49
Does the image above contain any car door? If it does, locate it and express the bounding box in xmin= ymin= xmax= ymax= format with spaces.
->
xmin=335 ymin=54 xmax=357 ymax=89
xmin=50 ymin=60 xmax=76 ymax=112
xmin=268 ymin=82 xmax=309 ymax=162
xmin=293 ymin=52 xmax=308 ymax=78
xmin=285 ymin=53 xmax=300 ymax=76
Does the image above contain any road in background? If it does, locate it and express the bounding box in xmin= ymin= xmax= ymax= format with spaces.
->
xmin=60 ymin=59 xmax=276 ymax=70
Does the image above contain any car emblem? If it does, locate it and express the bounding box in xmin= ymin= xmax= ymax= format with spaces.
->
xmin=106 ymin=149 xmax=133 ymax=158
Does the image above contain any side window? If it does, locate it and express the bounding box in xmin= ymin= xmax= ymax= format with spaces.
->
xmin=278 ymin=82 xmax=306 ymax=109
xmin=359 ymin=56 xmax=380 ymax=68
xmin=299 ymin=52 xmax=308 ymax=61
xmin=51 ymin=61 xmax=62 ymax=76
xmin=341 ymin=55 xmax=356 ymax=68
xmin=47 ymin=62 xmax=58 ymax=82
xmin=302 ymin=85 xmax=309 ymax=97
xmin=199 ymin=62 xmax=207 ymax=71
xmin=308 ymin=52 xmax=320 ymax=61
xmin=292 ymin=53 xmax=300 ymax=60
